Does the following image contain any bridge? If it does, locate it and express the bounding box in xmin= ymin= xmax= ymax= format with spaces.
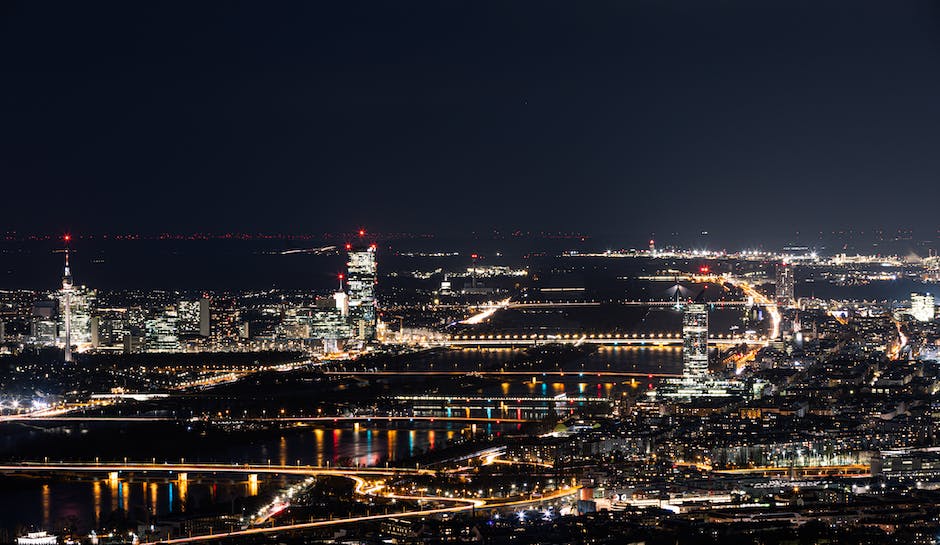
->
xmin=0 ymin=414 xmax=533 ymax=424
xmin=392 ymin=394 xmax=612 ymax=420
xmin=0 ymin=461 xmax=579 ymax=544
xmin=443 ymin=332 xmax=764 ymax=347
xmin=323 ymin=370 xmax=682 ymax=378
xmin=504 ymin=300 xmax=762 ymax=308
xmin=392 ymin=395 xmax=610 ymax=403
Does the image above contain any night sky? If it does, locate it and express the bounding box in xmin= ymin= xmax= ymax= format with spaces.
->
xmin=3 ymin=1 xmax=940 ymax=243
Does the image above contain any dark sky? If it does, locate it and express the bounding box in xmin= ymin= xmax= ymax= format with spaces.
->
xmin=2 ymin=1 xmax=940 ymax=243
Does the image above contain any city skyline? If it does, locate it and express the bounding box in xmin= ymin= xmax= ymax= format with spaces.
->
xmin=4 ymin=2 xmax=940 ymax=544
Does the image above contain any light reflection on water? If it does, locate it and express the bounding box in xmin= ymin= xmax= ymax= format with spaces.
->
xmin=0 ymin=426 xmax=453 ymax=535
xmin=0 ymin=346 xmax=685 ymax=534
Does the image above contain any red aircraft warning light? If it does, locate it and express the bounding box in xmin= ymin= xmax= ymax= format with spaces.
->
xmin=64 ymin=234 xmax=71 ymax=243
xmin=700 ymin=266 xmax=709 ymax=274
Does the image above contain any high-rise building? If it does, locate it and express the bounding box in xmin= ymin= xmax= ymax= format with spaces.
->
xmin=145 ymin=306 xmax=180 ymax=352
xmin=682 ymin=303 xmax=709 ymax=379
xmin=775 ymin=262 xmax=795 ymax=307
xmin=911 ymin=292 xmax=936 ymax=322
xmin=209 ymin=298 xmax=242 ymax=349
xmin=346 ymin=242 xmax=377 ymax=341
xmin=199 ymin=296 xmax=210 ymax=337
xmin=178 ymin=299 xmax=201 ymax=335
xmin=30 ymin=300 xmax=57 ymax=344
xmin=90 ymin=309 xmax=131 ymax=352
xmin=60 ymin=286 xmax=94 ymax=350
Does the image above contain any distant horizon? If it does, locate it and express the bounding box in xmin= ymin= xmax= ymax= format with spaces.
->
xmin=1 ymin=226 xmax=939 ymax=247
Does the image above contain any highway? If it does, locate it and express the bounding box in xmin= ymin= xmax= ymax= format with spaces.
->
xmin=716 ymin=276 xmax=781 ymax=340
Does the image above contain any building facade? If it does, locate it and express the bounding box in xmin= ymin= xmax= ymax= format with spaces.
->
xmin=775 ymin=262 xmax=795 ymax=307
xmin=682 ymin=302 xmax=709 ymax=379
xmin=911 ymin=292 xmax=935 ymax=322
xmin=346 ymin=244 xmax=377 ymax=341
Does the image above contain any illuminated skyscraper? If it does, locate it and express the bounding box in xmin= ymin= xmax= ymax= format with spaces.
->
xmin=911 ymin=292 xmax=935 ymax=322
xmin=346 ymin=241 xmax=377 ymax=341
xmin=682 ymin=302 xmax=709 ymax=379
xmin=178 ymin=299 xmax=201 ymax=335
xmin=775 ymin=262 xmax=795 ymax=307
xmin=145 ymin=306 xmax=181 ymax=352
xmin=333 ymin=274 xmax=349 ymax=318
xmin=659 ymin=301 xmax=760 ymax=399
xmin=61 ymin=286 xmax=94 ymax=349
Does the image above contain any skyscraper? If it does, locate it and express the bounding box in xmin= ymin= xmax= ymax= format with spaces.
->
xmin=911 ymin=292 xmax=935 ymax=322
xmin=682 ymin=302 xmax=709 ymax=379
xmin=346 ymin=242 xmax=377 ymax=341
xmin=775 ymin=262 xmax=795 ymax=307
xmin=199 ymin=296 xmax=210 ymax=337
xmin=178 ymin=299 xmax=201 ymax=335
xmin=145 ymin=306 xmax=181 ymax=352
xmin=333 ymin=274 xmax=349 ymax=318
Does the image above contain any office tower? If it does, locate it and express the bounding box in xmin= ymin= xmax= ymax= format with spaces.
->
xmin=145 ymin=307 xmax=181 ymax=352
xmin=310 ymin=306 xmax=354 ymax=353
xmin=209 ymin=298 xmax=241 ymax=349
xmin=31 ymin=300 xmax=57 ymax=344
xmin=682 ymin=303 xmax=709 ymax=379
xmin=62 ymin=287 xmax=95 ymax=348
xmin=911 ymin=292 xmax=936 ymax=322
xmin=199 ymin=296 xmax=210 ymax=337
xmin=346 ymin=242 xmax=377 ymax=341
xmin=178 ymin=299 xmax=201 ymax=335
xmin=775 ymin=262 xmax=795 ymax=307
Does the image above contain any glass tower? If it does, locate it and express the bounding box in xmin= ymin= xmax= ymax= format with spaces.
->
xmin=682 ymin=303 xmax=709 ymax=379
xmin=775 ymin=262 xmax=795 ymax=307
xmin=347 ymin=243 xmax=377 ymax=341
